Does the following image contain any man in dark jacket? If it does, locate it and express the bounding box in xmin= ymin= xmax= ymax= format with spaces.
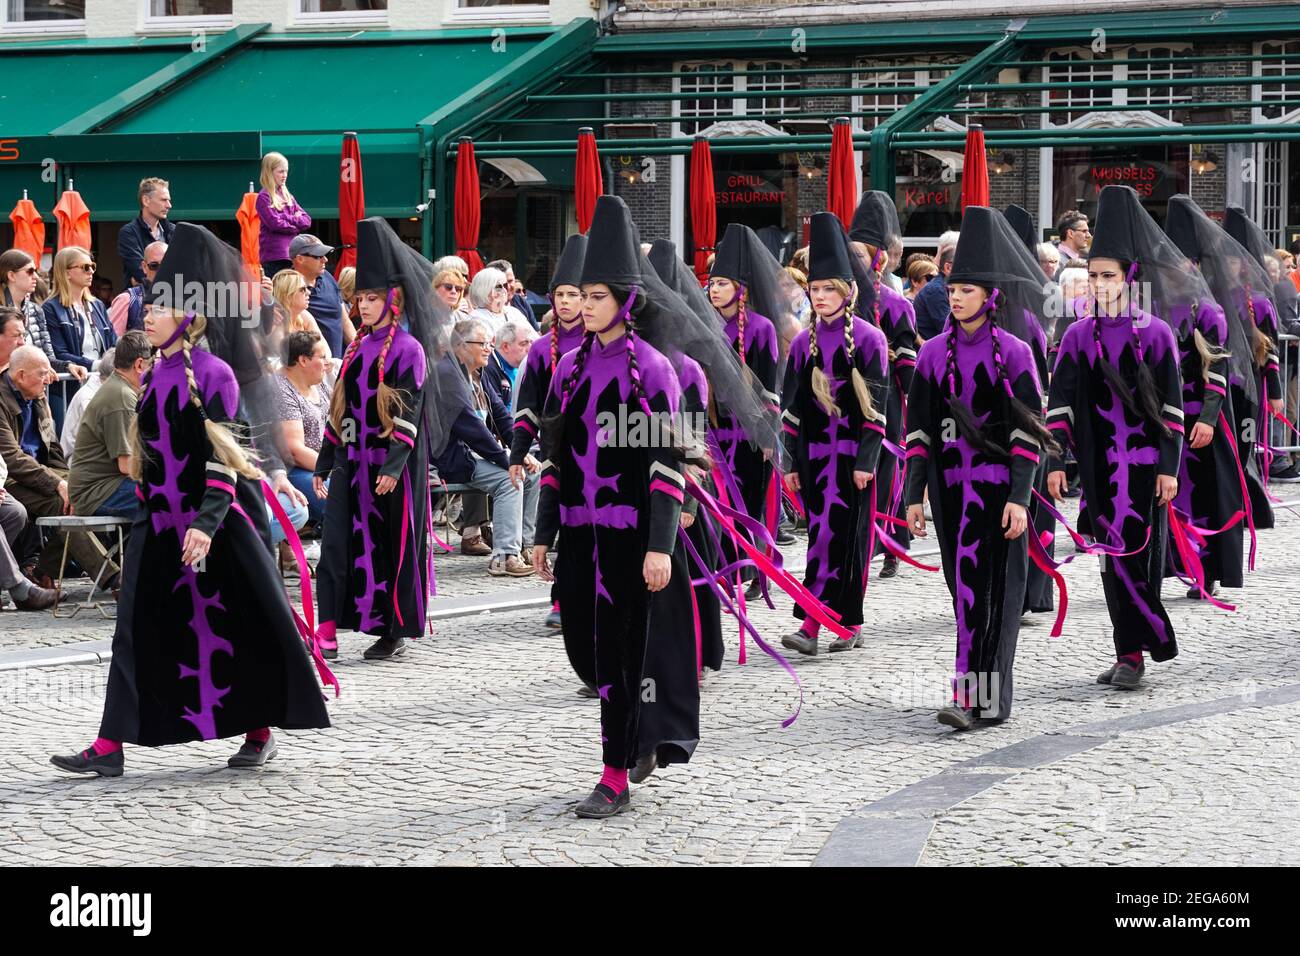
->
xmin=913 ymin=241 xmax=956 ymax=341
xmin=1 ymin=346 xmax=119 ymax=587
xmin=117 ymin=177 xmax=176 ymax=288
xmin=432 ymin=348 xmax=536 ymax=577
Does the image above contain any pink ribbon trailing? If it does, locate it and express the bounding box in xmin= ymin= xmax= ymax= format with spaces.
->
xmin=261 ymin=480 xmax=339 ymax=696
xmin=1217 ymin=411 xmax=1258 ymax=570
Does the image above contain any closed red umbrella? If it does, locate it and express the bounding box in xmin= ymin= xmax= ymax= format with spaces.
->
xmin=9 ymin=194 xmax=45 ymax=262
xmin=454 ymin=137 xmax=486 ymax=278
xmin=574 ymin=127 xmax=603 ymax=234
xmin=54 ymin=182 xmax=92 ymax=251
xmin=336 ymin=131 xmax=366 ymax=277
xmin=961 ymin=123 xmax=990 ymax=211
xmin=689 ymin=135 xmax=716 ymax=282
xmin=236 ymin=184 xmax=261 ymax=278
xmin=827 ymin=117 xmax=858 ymax=228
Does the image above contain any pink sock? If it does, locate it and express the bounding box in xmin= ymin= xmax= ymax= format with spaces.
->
xmin=91 ymin=737 xmax=121 ymax=756
xmin=800 ymin=619 xmax=821 ymax=638
xmin=1119 ymin=651 xmax=1143 ymax=667
xmin=246 ymin=727 xmax=271 ymax=744
xmin=551 ymin=601 xmax=560 ymax=612
xmin=599 ymin=765 xmax=628 ymax=795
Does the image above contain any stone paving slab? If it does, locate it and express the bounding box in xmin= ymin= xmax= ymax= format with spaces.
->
xmin=0 ymin=502 xmax=1296 ymax=866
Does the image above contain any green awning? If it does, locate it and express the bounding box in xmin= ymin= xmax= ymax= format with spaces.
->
xmin=0 ymin=28 xmax=552 ymax=221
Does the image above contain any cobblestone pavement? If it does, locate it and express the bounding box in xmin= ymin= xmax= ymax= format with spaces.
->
xmin=0 ymin=501 xmax=1297 ymax=866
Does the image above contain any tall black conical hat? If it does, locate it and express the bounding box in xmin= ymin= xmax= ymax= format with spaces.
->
xmin=647 ymin=238 xmax=681 ymax=282
xmin=144 ymin=221 xmax=246 ymax=314
xmin=1164 ymin=194 xmax=1203 ymax=260
xmin=1003 ymin=204 xmax=1036 ymax=251
xmin=355 ymin=216 xmax=410 ymax=290
xmin=807 ymin=212 xmax=854 ymax=283
xmin=949 ymin=206 xmax=1010 ymax=286
xmin=709 ymin=223 xmax=751 ymax=282
xmin=1223 ymin=206 xmax=1253 ymax=253
xmin=549 ymin=233 xmax=588 ymax=292
xmin=579 ymin=195 xmax=642 ymax=288
xmin=848 ymin=190 xmax=901 ymax=249
xmin=1087 ymin=185 xmax=1142 ymax=263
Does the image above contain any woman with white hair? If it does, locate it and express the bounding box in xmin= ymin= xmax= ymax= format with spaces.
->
xmin=467 ymin=267 xmax=527 ymax=336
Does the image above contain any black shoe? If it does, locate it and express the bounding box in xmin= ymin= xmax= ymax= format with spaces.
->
xmin=576 ymin=683 xmax=599 ymax=698
xmin=775 ymin=527 xmax=797 ymax=546
xmin=937 ymin=705 xmax=975 ymax=730
xmin=544 ymin=608 xmax=562 ymax=629
xmin=362 ymin=636 xmax=407 ymax=660
xmin=575 ymin=783 xmax=630 ymax=819
xmin=51 ymin=747 xmax=124 ymax=777
xmin=1269 ymin=461 xmax=1300 ymax=482
xmin=827 ymin=631 xmax=858 ymax=653
xmin=781 ymin=630 xmax=818 ymax=657
xmin=1097 ymin=659 xmax=1145 ymax=686
xmin=1186 ymin=581 xmax=1218 ymax=599
xmin=629 ymin=751 xmax=658 ymax=784
xmin=228 ymin=734 xmax=279 ymax=768
xmin=743 ymin=579 xmax=763 ymax=602
xmin=1109 ymin=660 xmax=1144 ymax=689
xmin=879 ymin=555 xmax=899 ymax=579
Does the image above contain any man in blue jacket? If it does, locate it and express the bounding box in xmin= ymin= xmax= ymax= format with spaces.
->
xmin=116 ymin=178 xmax=176 ymax=288
xmin=912 ymin=234 xmax=958 ymax=341
xmin=432 ymin=347 xmax=538 ymax=577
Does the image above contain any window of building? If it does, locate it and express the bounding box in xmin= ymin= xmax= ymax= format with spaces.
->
xmin=3 ymin=1 xmax=85 ymax=32
xmin=674 ymin=60 xmax=797 ymax=136
xmin=1043 ymin=50 xmax=1116 ymax=126
xmin=452 ymin=0 xmax=549 ymax=21
xmin=1256 ymin=40 xmax=1300 ymax=122
xmin=852 ymin=58 xmax=926 ymax=131
xmin=148 ymin=1 xmax=232 ymax=14
xmin=296 ymin=0 xmax=388 ymax=25
xmin=1125 ymin=46 xmax=1195 ymax=120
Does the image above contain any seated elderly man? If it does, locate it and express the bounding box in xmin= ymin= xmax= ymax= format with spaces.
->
xmin=483 ymin=320 xmax=535 ymax=416
xmin=434 ymin=318 xmax=539 ymax=577
xmin=0 ymin=345 xmax=120 ymax=589
xmin=69 ymin=331 xmax=151 ymax=519
xmin=0 ymin=441 xmax=58 ymax=611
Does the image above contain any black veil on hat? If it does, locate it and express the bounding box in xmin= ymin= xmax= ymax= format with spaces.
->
xmin=145 ymin=221 xmax=287 ymax=472
xmin=947 ymin=206 xmax=1050 ymax=346
xmin=848 ymin=190 xmax=902 ymax=252
xmin=354 ymin=216 xmax=459 ymax=459
xmin=1224 ymin=205 xmax=1300 ymax=326
xmin=1162 ymin=195 xmax=1257 ymax=387
xmin=708 ymin=222 xmax=798 ymax=334
xmin=549 ymin=233 xmax=587 ymax=293
xmin=1003 ymin=204 xmax=1037 ymax=252
xmin=580 ymin=197 xmax=780 ymax=454
xmin=1088 ymin=184 xmax=1207 ymax=331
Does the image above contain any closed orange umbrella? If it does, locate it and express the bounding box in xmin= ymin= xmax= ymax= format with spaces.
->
xmin=54 ymin=183 xmax=92 ymax=251
xmin=8 ymin=195 xmax=45 ymax=262
xmin=236 ymin=184 xmax=262 ymax=278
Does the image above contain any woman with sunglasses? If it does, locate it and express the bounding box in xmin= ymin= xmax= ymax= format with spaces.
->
xmin=42 ymin=247 xmax=115 ymax=433
xmin=2 ymin=251 xmax=67 ymax=379
xmin=467 ymin=267 xmax=527 ymax=336
xmin=433 ymin=268 xmax=469 ymax=314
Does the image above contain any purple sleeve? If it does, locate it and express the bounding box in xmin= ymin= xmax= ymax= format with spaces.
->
xmin=257 ymin=191 xmax=308 ymax=236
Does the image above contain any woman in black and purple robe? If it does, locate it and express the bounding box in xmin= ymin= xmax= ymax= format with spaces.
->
xmin=314 ymin=218 xmax=444 ymax=662
xmin=1163 ymin=195 xmax=1248 ymax=598
xmin=905 ymin=206 xmax=1056 ymax=730
xmin=780 ymin=213 xmax=890 ymax=657
xmin=707 ymin=224 xmax=783 ymax=599
xmin=533 ymin=196 xmax=699 ymax=819
xmin=51 ymin=224 xmax=332 ymax=776
xmin=510 ymin=234 xmax=588 ymax=632
xmin=849 ymin=191 xmax=919 ymax=578
xmin=1224 ymin=206 xmax=1287 ymax=524
xmin=1046 ymin=185 xmax=1185 ymax=691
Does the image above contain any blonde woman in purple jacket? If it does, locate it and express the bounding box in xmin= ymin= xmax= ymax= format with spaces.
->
xmin=256 ymin=151 xmax=312 ymax=277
